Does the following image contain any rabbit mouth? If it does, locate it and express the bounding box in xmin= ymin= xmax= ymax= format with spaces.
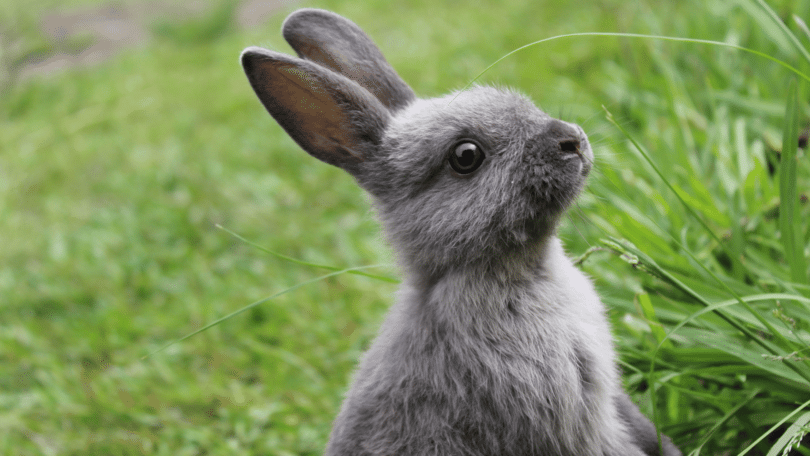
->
xmin=565 ymin=140 xmax=592 ymax=176
xmin=562 ymin=133 xmax=593 ymax=177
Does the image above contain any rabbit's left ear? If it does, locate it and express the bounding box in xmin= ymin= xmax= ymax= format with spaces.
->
xmin=281 ymin=8 xmax=415 ymax=112
xmin=241 ymin=47 xmax=389 ymax=171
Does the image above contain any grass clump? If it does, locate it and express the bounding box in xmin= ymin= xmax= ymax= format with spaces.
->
xmin=566 ymin=1 xmax=810 ymax=453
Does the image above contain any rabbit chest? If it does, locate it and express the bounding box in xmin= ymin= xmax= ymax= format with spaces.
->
xmin=327 ymin=238 xmax=623 ymax=455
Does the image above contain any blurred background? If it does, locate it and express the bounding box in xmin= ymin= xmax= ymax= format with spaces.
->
xmin=2 ymin=0 xmax=809 ymax=454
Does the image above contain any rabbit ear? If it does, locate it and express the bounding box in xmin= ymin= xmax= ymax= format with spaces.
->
xmin=281 ymin=8 xmax=415 ymax=112
xmin=241 ymin=47 xmax=390 ymax=171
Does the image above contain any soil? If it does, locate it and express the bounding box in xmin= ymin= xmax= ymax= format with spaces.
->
xmin=18 ymin=0 xmax=292 ymax=79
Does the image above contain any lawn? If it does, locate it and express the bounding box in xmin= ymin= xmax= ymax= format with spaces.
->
xmin=1 ymin=0 xmax=809 ymax=454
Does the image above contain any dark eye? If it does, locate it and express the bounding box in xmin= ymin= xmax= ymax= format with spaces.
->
xmin=449 ymin=141 xmax=486 ymax=175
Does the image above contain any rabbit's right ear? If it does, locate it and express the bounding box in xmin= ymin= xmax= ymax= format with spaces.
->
xmin=241 ymin=47 xmax=390 ymax=171
xmin=281 ymin=9 xmax=415 ymax=112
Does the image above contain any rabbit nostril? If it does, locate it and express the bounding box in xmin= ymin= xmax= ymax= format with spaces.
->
xmin=559 ymin=139 xmax=580 ymax=154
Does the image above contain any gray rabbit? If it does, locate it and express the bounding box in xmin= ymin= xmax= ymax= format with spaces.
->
xmin=241 ymin=8 xmax=681 ymax=456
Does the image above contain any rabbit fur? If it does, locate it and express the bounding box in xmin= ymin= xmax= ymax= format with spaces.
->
xmin=241 ymin=8 xmax=681 ymax=456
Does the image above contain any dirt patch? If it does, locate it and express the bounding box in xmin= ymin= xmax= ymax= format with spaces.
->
xmin=18 ymin=0 xmax=291 ymax=80
xmin=237 ymin=0 xmax=290 ymax=29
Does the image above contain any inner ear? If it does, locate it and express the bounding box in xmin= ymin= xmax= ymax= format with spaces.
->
xmin=241 ymin=47 xmax=390 ymax=170
xmin=270 ymin=63 xmax=365 ymax=163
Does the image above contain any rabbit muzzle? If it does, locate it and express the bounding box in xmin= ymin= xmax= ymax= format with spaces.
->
xmin=524 ymin=119 xmax=593 ymax=179
xmin=511 ymin=118 xmax=593 ymax=222
xmin=544 ymin=119 xmax=593 ymax=175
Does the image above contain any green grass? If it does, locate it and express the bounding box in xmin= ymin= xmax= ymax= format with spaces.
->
xmin=1 ymin=0 xmax=809 ymax=454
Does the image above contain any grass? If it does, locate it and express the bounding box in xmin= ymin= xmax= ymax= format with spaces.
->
xmin=1 ymin=0 xmax=808 ymax=454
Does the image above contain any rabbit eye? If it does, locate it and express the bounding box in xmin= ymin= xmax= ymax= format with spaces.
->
xmin=449 ymin=142 xmax=485 ymax=175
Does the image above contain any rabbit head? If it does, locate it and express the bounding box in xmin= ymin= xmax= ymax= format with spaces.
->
xmin=241 ymin=9 xmax=592 ymax=277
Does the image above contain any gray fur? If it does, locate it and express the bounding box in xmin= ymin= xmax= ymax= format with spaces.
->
xmin=281 ymin=9 xmax=415 ymax=111
xmin=241 ymin=8 xmax=681 ymax=456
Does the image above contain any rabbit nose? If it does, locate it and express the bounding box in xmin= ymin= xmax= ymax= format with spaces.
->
xmin=559 ymin=138 xmax=581 ymax=155
xmin=546 ymin=119 xmax=583 ymax=155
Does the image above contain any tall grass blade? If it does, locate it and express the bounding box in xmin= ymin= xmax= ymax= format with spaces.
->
xmin=659 ymin=293 xmax=810 ymax=340
xmin=778 ymin=80 xmax=807 ymax=284
xmin=216 ymin=224 xmax=398 ymax=283
xmin=638 ymin=292 xmax=669 ymax=347
xmin=764 ymin=411 xmax=810 ymax=456
xmin=452 ymin=32 xmax=810 ymax=102
xmin=688 ymin=389 xmax=760 ymax=456
xmin=795 ymin=15 xmax=810 ymax=43
xmin=603 ymin=107 xmax=736 ymax=268
xmin=744 ymin=0 xmax=810 ymax=67
xmin=737 ymin=398 xmax=810 ymax=455
xmin=143 ymin=264 xmax=386 ymax=358
xmin=602 ymin=237 xmax=810 ymax=383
